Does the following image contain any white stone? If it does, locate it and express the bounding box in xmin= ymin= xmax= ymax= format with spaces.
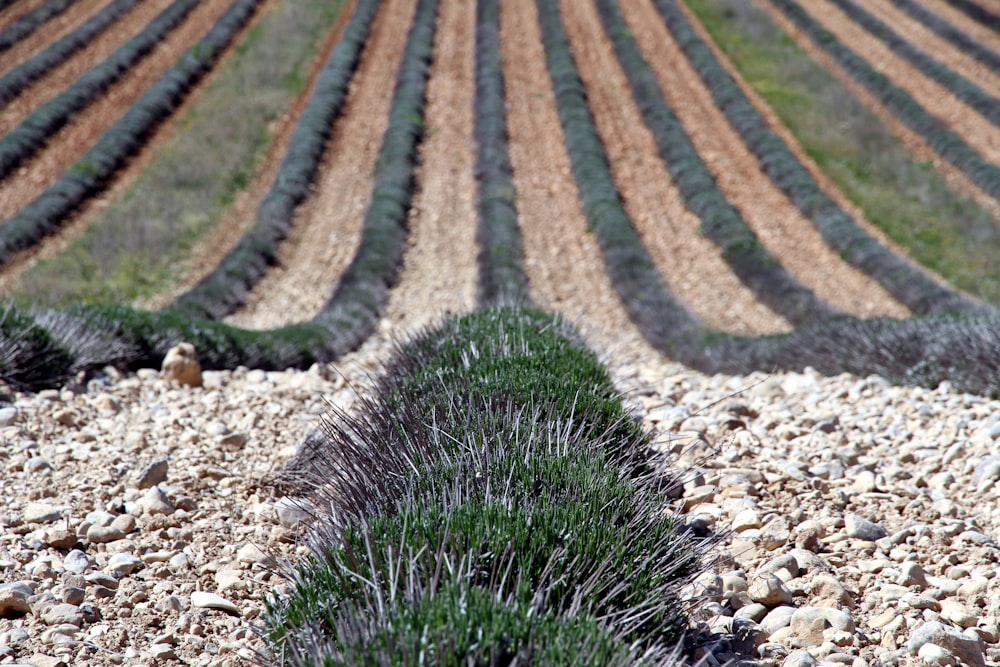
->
xmin=190 ymin=591 xmax=239 ymax=615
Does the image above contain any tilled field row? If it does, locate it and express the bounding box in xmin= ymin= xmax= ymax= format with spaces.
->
xmin=0 ymin=0 xmax=997 ymax=382
xmin=173 ymin=0 xmax=981 ymax=340
xmin=762 ymin=0 xmax=1000 ymax=213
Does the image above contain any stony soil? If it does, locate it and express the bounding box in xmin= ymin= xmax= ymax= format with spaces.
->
xmin=3 ymin=1 xmax=1000 ymax=666
xmin=2 ymin=330 xmax=1000 ymax=667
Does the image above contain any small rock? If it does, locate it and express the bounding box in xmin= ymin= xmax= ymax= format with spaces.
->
xmin=918 ymin=643 xmax=957 ymax=667
xmin=274 ymin=497 xmax=312 ymax=528
xmin=845 ymin=514 xmax=887 ymax=541
xmin=24 ymin=456 xmax=53 ymax=474
xmin=732 ymin=508 xmax=762 ymax=532
xmin=86 ymin=524 xmax=125 ymax=544
xmin=0 ymin=406 xmax=18 ymax=426
xmin=63 ymin=550 xmax=93 ymax=574
xmin=161 ymin=343 xmax=203 ymax=387
xmin=217 ymin=431 xmax=248 ymax=451
xmin=23 ymin=503 xmax=64 ymax=524
xmin=149 ymin=644 xmax=177 ymax=660
xmin=940 ymin=600 xmax=979 ymax=629
xmin=790 ymin=606 xmax=854 ymax=635
xmin=140 ymin=486 xmax=175 ymax=515
xmin=794 ymin=520 xmax=825 ymax=552
xmin=783 ymin=649 xmax=819 ymax=667
xmin=811 ymin=574 xmax=854 ymax=608
xmin=41 ymin=604 xmax=83 ymax=627
xmin=734 ymin=603 xmax=769 ymax=623
xmin=44 ymin=529 xmax=77 ymax=550
xmin=762 ymin=606 xmax=797 ymax=636
xmin=236 ymin=543 xmax=274 ymax=566
xmin=93 ymin=394 xmax=121 ymax=413
xmin=26 ymin=654 xmax=67 ymax=667
xmin=749 ymin=574 xmax=794 ymax=608
xmin=0 ymin=588 xmax=30 ymax=618
xmin=133 ymin=459 xmax=169 ymax=489
xmin=853 ymin=470 xmax=878 ymax=493
xmin=61 ymin=586 xmax=84 ymax=605
xmin=898 ymin=561 xmax=928 ymax=589
xmin=106 ymin=553 xmax=142 ymax=577
xmin=907 ymin=621 xmax=985 ymax=667
xmin=111 ymin=513 xmax=136 ymax=534
xmin=190 ymin=592 xmax=240 ymax=615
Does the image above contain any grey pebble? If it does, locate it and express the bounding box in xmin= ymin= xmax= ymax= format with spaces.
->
xmin=133 ymin=459 xmax=169 ymax=489
xmin=106 ymin=553 xmax=142 ymax=576
xmin=845 ymin=514 xmax=887 ymax=541
xmin=63 ymin=550 xmax=93 ymax=574
xmin=908 ymin=621 xmax=986 ymax=667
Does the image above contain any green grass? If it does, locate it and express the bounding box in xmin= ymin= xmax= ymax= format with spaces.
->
xmin=684 ymin=0 xmax=1000 ymax=306
xmin=12 ymin=0 xmax=347 ymax=308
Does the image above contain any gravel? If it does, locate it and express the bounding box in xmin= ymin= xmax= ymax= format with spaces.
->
xmin=1 ymin=333 xmax=999 ymax=667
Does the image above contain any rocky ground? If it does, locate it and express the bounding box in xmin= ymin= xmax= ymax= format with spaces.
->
xmin=1 ymin=333 xmax=999 ymax=667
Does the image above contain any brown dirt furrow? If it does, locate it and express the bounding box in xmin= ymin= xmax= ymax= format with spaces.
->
xmin=0 ymin=0 xmax=109 ymax=76
xmin=866 ymin=0 xmax=1000 ymax=94
xmin=805 ymin=0 xmax=1000 ymax=170
xmin=139 ymin=0 xmax=360 ymax=311
xmin=0 ymin=0 xmax=56 ymax=36
xmin=0 ymin=0 xmax=278 ymax=291
xmin=618 ymin=0 xmax=908 ymax=320
xmin=0 ymin=0 xmax=235 ymax=220
xmin=378 ymin=0 xmax=477 ymax=332
xmin=0 ymin=0 xmax=173 ymax=134
xmin=226 ymin=0 xmax=416 ymax=330
xmin=560 ymin=0 xmax=790 ymax=335
xmin=716 ymin=0 xmax=1000 ymax=231
xmin=921 ymin=0 xmax=1000 ymax=54
xmin=500 ymin=0 xmax=656 ymax=358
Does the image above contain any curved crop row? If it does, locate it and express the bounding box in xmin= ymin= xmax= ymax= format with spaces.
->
xmin=0 ymin=0 xmax=260 ymax=268
xmin=0 ymin=0 xmax=77 ymax=52
xmin=767 ymin=0 xmax=1000 ymax=207
xmin=829 ymin=0 xmax=1000 ymax=129
xmin=294 ymin=0 xmax=437 ymax=350
xmin=701 ymin=312 xmax=1000 ymax=398
xmin=594 ymin=0 xmax=835 ymax=327
xmin=943 ymin=0 xmax=1000 ymax=30
xmin=0 ymin=0 xmax=142 ymax=106
xmin=264 ymin=307 xmax=704 ymax=665
xmin=473 ymin=0 xmax=529 ymax=307
xmin=168 ymin=0 xmax=381 ymax=321
xmin=890 ymin=0 xmax=1000 ymax=74
xmin=0 ymin=0 xmax=439 ymax=390
xmin=0 ymin=0 xmax=199 ymax=181
xmin=534 ymin=0 xmax=700 ymax=352
xmin=654 ymin=0 xmax=982 ymax=316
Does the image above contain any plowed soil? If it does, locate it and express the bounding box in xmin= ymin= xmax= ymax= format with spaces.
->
xmin=226 ymin=0 xmax=417 ymax=329
xmin=0 ymin=0 xmax=173 ymax=133
xmin=0 ymin=0 xmax=48 ymax=30
xmin=864 ymin=0 xmax=1000 ymax=95
xmin=808 ymin=0 xmax=1000 ymax=163
xmin=673 ymin=0 xmax=950 ymax=271
xmin=922 ymin=0 xmax=1000 ymax=53
xmin=0 ymin=0 xmax=236 ymax=220
xmin=759 ymin=0 xmax=1000 ymax=218
xmin=0 ymin=0 xmax=110 ymax=75
xmin=500 ymin=0 xmax=658 ymax=356
xmin=139 ymin=0 xmax=360 ymax=311
xmin=377 ymin=0 xmax=477 ymax=332
xmin=598 ymin=0 xmax=908 ymax=321
xmin=560 ymin=0 xmax=791 ymax=335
